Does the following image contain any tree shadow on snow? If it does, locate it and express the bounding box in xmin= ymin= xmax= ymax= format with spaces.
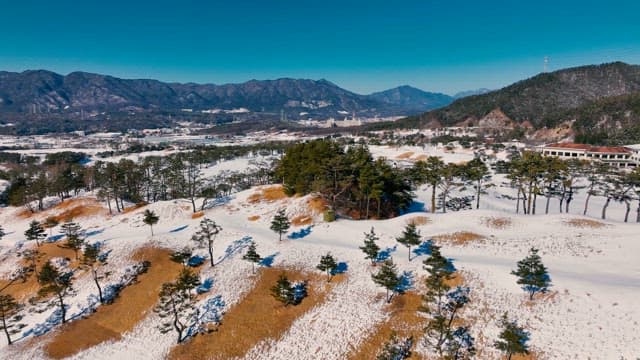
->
xmin=287 ymin=226 xmax=312 ymax=240
xmin=259 ymin=252 xmax=279 ymax=267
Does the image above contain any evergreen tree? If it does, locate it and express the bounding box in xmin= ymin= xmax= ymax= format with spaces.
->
xmin=143 ymin=209 xmax=159 ymax=236
xmin=316 ymin=253 xmax=338 ymax=282
xmin=396 ymin=223 xmax=421 ymax=261
xmin=44 ymin=216 xmax=59 ymax=236
xmin=170 ymin=247 xmax=193 ymax=266
xmin=60 ymin=221 xmax=85 ymax=260
xmin=462 ymin=158 xmax=491 ymax=209
xmin=0 ymin=294 xmax=25 ymax=346
xmin=242 ymin=242 xmax=262 ymax=274
xmin=372 ymin=259 xmax=401 ymax=303
xmin=270 ymin=273 xmax=295 ymax=306
xmin=376 ymin=331 xmax=413 ymax=360
xmin=191 ymin=218 xmax=222 ymax=267
xmin=511 ymin=247 xmax=551 ymax=300
xmin=25 ymin=220 xmax=46 ymax=247
xmin=360 ymin=227 xmax=381 ymax=266
xmin=20 ymin=248 xmax=42 ymax=279
xmin=270 ymin=209 xmax=290 ymax=241
xmin=494 ymin=313 xmax=530 ymax=360
xmin=81 ymin=243 xmax=110 ymax=304
xmin=38 ymin=261 xmax=74 ymax=324
xmin=154 ymin=268 xmax=201 ymax=344
xmin=443 ymin=326 xmax=476 ymax=360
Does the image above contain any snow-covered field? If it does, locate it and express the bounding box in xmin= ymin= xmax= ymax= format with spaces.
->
xmin=0 ymin=145 xmax=638 ymax=359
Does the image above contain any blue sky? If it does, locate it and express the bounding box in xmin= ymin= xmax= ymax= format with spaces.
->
xmin=1 ymin=0 xmax=639 ymax=94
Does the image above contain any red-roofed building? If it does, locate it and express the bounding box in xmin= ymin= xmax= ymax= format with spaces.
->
xmin=541 ymin=143 xmax=637 ymax=168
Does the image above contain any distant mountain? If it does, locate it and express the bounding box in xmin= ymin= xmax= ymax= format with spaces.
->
xmin=0 ymin=70 xmax=438 ymax=121
xmin=407 ymin=62 xmax=640 ymax=129
xmin=368 ymin=85 xmax=453 ymax=112
xmin=453 ymin=88 xmax=491 ymax=99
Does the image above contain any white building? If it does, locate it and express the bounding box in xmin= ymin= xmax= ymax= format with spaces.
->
xmin=540 ymin=143 xmax=637 ymax=168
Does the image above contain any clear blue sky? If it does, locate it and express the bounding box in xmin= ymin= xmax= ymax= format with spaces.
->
xmin=1 ymin=0 xmax=639 ymax=95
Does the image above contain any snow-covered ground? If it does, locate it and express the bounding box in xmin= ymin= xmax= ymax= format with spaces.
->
xmin=0 ymin=145 xmax=638 ymax=359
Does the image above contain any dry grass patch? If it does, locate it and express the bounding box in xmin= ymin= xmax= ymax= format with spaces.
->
xmin=433 ymin=231 xmax=485 ymax=246
xmin=564 ymin=218 xmax=606 ymax=229
xmin=414 ymin=154 xmax=429 ymax=161
xmin=191 ymin=211 xmax=205 ymax=219
xmin=0 ymin=243 xmax=80 ymax=301
xmin=44 ymin=247 xmax=183 ymax=359
xmin=406 ymin=216 xmax=431 ymax=226
xmin=16 ymin=198 xmax=107 ymax=221
xmin=123 ymin=202 xmax=148 ymax=214
xmin=169 ymin=267 xmax=342 ymax=360
xmin=291 ymin=214 xmax=313 ymax=226
xmin=247 ymin=215 xmax=260 ymax=221
xmin=481 ymin=216 xmax=512 ymax=230
xmin=307 ymin=196 xmax=328 ymax=214
xmin=348 ymin=292 xmax=425 ymax=360
xmin=396 ymin=151 xmax=415 ymax=160
xmin=248 ymin=185 xmax=287 ymax=204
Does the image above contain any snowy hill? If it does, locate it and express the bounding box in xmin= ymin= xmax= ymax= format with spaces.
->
xmin=0 ymin=146 xmax=638 ymax=359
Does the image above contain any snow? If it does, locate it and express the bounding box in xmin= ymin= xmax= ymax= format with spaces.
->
xmin=0 ymin=145 xmax=638 ymax=359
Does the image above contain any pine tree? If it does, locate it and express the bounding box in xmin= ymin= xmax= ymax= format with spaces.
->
xmin=44 ymin=216 xmax=59 ymax=236
xmin=38 ymin=261 xmax=74 ymax=324
xmin=154 ymin=268 xmax=201 ymax=343
xmin=25 ymin=220 xmax=46 ymax=247
xmin=20 ymin=248 xmax=42 ymax=279
xmin=270 ymin=209 xmax=290 ymax=241
xmin=143 ymin=209 xmax=159 ymax=236
xmin=242 ymin=242 xmax=262 ymax=274
xmin=81 ymin=243 xmax=110 ymax=304
xmin=316 ymin=253 xmax=338 ymax=282
xmin=270 ymin=273 xmax=295 ymax=306
xmin=372 ymin=259 xmax=401 ymax=303
xmin=396 ymin=223 xmax=421 ymax=261
xmin=376 ymin=331 xmax=413 ymax=360
xmin=443 ymin=326 xmax=476 ymax=360
xmin=0 ymin=294 xmax=25 ymax=346
xmin=170 ymin=247 xmax=193 ymax=266
xmin=494 ymin=313 xmax=530 ymax=360
xmin=60 ymin=221 xmax=85 ymax=260
xmin=191 ymin=218 xmax=222 ymax=267
xmin=360 ymin=227 xmax=380 ymax=266
xmin=511 ymin=247 xmax=551 ymax=300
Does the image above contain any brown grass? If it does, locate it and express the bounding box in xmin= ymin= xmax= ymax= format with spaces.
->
xmin=44 ymin=247 xmax=183 ymax=359
xmin=564 ymin=218 xmax=606 ymax=229
xmin=307 ymin=196 xmax=328 ymax=214
xmin=291 ymin=214 xmax=313 ymax=226
xmin=248 ymin=185 xmax=287 ymax=204
xmin=247 ymin=215 xmax=261 ymax=221
xmin=123 ymin=202 xmax=147 ymax=214
xmin=414 ymin=154 xmax=429 ymax=161
xmin=0 ymin=243 xmax=80 ymax=301
xmin=481 ymin=216 xmax=512 ymax=230
xmin=433 ymin=231 xmax=485 ymax=246
xmin=169 ymin=268 xmax=341 ymax=360
xmin=406 ymin=216 xmax=431 ymax=226
xmin=17 ymin=198 xmax=107 ymax=221
xmin=348 ymin=292 xmax=425 ymax=360
xmin=191 ymin=211 xmax=205 ymax=219
xmin=396 ymin=152 xmax=415 ymax=160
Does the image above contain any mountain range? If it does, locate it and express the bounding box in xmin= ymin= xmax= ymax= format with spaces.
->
xmin=407 ymin=62 xmax=640 ymax=131
xmin=0 ymin=70 xmax=456 ymax=120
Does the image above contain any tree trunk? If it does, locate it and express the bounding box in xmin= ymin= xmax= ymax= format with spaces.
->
xmin=93 ymin=269 xmax=104 ymax=303
xmin=431 ymin=185 xmax=437 ymax=213
xmin=208 ymin=242 xmax=215 ymax=267
xmin=566 ymin=188 xmax=573 ymax=213
xmin=601 ymin=197 xmax=611 ymax=220
xmin=584 ymin=193 xmax=591 ymax=215
xmin=636 ymin=201 xmax=640 ymax=223
xmin=516 ymin=188 xmax=520 ymax=214
xmin=408 ymin=246 xmax=412 ymax=261
xmin=545 ymin=195 xmax=551 ymax=214
xmin=2 ymin=314 xmax=11 ymax=345
xmin=624 ymin=200 xmax=630 ymax=223
xmin=476 ymin=179 xmax=481 ymax=209
xmin=58 ymin=292 xmax=67 ymax=324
